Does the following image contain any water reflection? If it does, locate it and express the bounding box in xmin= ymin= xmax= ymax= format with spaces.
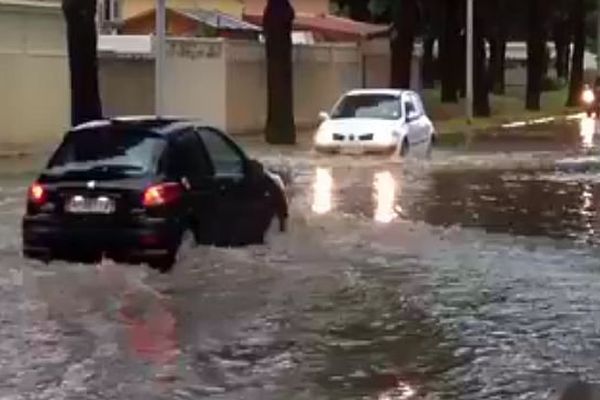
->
xmin=312 ymin=167 xmax=333 ymax=214
xmin=377 ymin=381 xmax=416 ymax=400
xmin=579 ymin=116 xmax=596 ymax=149
xmin=373 ymin=171 xmax=399 ymax=224
xmin=405 ymin=168 xmax=600 ymax=244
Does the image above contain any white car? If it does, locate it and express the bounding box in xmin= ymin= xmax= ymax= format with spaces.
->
xmin=314 ymin=89 xmax=436 ymax=155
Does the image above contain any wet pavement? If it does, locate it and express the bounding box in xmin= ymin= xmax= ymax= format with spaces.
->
xmin=3 ymin=116 xmax=600 ymax=399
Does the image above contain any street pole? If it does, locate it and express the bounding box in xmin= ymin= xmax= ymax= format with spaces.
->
xmin=466 ymin=0 xmax=474 ymax=124
xmin=155 ymin=0 xmax=166 ymax=117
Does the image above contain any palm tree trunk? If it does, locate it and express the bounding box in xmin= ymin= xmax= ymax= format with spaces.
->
xmin=567 ymin=0 xmax=585 ymax=107
xmin=62 ymin=0 xmax=102 ymax=126
xmin=390 ymin=0 xmax=418 ymax=89
xmin=473 ymin=1 xmax=490 ymax=117
xmin=526 ymin=0 xmax=546 ymax=111
xmin=264 ymin=0 xmax=296 ymax=144
xmin=422 ymin=36 xmax=436 ymax=89
xmin=440 ymin=0 xmax=460 ymax=102
xmin=553 ymin=17 xmax=570 ymax=80
xmin=489 ymin=0 xmax=506 ymax=95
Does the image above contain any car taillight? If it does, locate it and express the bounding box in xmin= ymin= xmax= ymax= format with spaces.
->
xmin=28 ymin=183 xmax=47 ymax=204
xmin=142 ymin=183 xmax=183 ymax=207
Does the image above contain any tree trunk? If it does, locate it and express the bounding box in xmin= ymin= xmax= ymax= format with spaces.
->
xmin=440 ymin=0 xmax=460 ymax=102
xmin=346 ymin=0 xmax=371 ymax=21
xmin=526 ymin=0 xmax=546 ymax=111
xmin=264 ymin=0 xmax=296 ymax=144
xmin=62 ymin=0 xmax=102 ymax=126
xmin=567 ymin=0 xmax=585 ymax=107
xmin=553 ymin=17 xmax=570 ymax=80
xmin=422 ymin=36 xmax=436 ymax=89
xmin=489 ymin=39 xmax=506 ymax=94
xmin=488 ymin=0 xmax=506 ymax=95
xmin=390 ymin=0 xmax=418 ymax=89
xmin=473 ymin=1 xmax=490 ymax=117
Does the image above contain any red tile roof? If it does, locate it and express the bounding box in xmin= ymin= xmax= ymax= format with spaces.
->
xmin=244 ymin=13 xmax=390 ymax=42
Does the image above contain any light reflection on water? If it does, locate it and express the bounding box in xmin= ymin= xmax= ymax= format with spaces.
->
xmin=377 ymin=381 xmax=416 ymax=400
xmin=312 ymin=168 xmax=401 ymax=223
xmin=373 ymin=171 xmax=399 ymax=224
xmin=312 ymin=167 xmax=333 ymax=215
xmin=579 ymin=116 xmax=596 ymax=149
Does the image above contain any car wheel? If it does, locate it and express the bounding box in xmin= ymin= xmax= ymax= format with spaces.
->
xmin=426 ymin=135 xmax=435 ymax=158
xmin=150 ymin=229 xmax=196 ymax=273
xmin=399 ymin=138 xmax=410 ymax=157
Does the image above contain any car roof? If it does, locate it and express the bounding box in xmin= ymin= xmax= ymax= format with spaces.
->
xmin=70 ymin=116 xmax=211 ymax=136
xmin=344 ymin=89 xmax=411 ymax=97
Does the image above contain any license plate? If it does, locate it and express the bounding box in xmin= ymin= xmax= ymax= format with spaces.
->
xmin=65 ymin=195 xmax=115 ymax=215
xmin=341 ymin=146 xmax=363 ymax=155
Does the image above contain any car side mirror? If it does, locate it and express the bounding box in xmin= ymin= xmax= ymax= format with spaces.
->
xmin=318 ymin=111 xmax=330 ymax=121
xmin=406 ymin=112 xmax=418 ymax=122
xmin=247 ymin=159 xmax=264 ymax=180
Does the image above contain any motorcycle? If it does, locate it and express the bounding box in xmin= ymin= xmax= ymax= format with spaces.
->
xmin=582 ymin=85 xmax=600 ymax=117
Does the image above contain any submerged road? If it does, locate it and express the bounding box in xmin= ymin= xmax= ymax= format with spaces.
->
xmin=1 ymin=117 xmax=600 ymax=399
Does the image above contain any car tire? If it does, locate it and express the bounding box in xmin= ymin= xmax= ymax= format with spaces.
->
xmin=150 ymin=229 xmax=196 ymax=273
xmin=426 ymin=135 xmax=435 ymax=158
xmin=399 ymin=138 xmax=410 ymax=157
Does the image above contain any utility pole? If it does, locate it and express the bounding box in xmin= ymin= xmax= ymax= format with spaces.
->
xmin=466 ymin=0 xmax=474 ymax=123
xmin=155 ymin=0 xmax=166 ymax=117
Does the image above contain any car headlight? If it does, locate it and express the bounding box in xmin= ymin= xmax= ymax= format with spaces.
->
xmin=314 ymin=128 xmax=329 ymax=145
xmin=583 ymin=89 xmax=595 ymax=104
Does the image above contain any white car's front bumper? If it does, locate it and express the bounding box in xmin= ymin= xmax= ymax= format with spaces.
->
xmin=314 ymin=135 xmax=398 ymax=154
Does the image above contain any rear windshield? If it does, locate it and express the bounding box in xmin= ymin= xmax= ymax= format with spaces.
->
xmin=47 ymin=127 xmax=166 ymax=176
xmin=331 ymin=94 xmax=402 ymax=120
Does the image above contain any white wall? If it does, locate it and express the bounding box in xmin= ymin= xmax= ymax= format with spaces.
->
xmin=100 ymin=37 xmax=417 ymax=135
xmin=0 ymin=0 xmax=69 ymax=146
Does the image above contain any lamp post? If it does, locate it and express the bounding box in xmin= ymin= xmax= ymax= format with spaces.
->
xmin=155 ymin=0 xmax=166 ymax=117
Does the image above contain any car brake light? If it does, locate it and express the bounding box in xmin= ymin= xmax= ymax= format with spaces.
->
xmin=28 ymin=183 xmax=46 ymax=204
xmin=142 ymin=183 xmax=182 ymax=207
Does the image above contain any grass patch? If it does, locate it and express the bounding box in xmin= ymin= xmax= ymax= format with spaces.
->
xmin=422 ymin=87 xmax=578 ymax=136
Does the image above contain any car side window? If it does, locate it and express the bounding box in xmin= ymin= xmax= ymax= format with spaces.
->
xmin=197 ymin=128 xmax=244 ymax=177
xmin=411 ymin=93 xmax=425 ymax=116
xmin=404 ymin=99 xmax=418 ymax=121
xmin=167 ymin=130 xmax=210 ymax=183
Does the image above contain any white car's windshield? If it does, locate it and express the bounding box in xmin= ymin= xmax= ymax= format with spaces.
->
xmin=331 ymin=94 xmax=402 ymax=120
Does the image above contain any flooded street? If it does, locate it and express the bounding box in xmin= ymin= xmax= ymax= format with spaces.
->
xmin=3 ymin=116 xmax=600 ymax=399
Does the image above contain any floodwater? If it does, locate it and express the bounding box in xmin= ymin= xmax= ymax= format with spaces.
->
xmin=1 ymin=115 xmax=600 ymax=399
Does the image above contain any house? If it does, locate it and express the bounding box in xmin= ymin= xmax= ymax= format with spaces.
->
xmin=109 ymin=0 xmax=328 ymax=20
xmin=103 ymin=0 xmax=388 ymax=42
xmin=109 ymin=0 xmax=243 ymax=20
xmin=121 ymin=7 xmax=261 ymax=39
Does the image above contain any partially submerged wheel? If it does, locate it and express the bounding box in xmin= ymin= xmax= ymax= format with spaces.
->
xmin=426 ymin=135 xmax=435 ymax=158
xmin=150 ymin=229 xmax=196 ymax=273
xmin=399 ymin=138 xmax=410 ymax=157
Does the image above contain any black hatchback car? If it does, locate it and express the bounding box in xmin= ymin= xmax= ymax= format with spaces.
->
xmin=22 ymin=117 xmax=288 ymax=271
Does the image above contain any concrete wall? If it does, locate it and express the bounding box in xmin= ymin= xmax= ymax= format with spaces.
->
xmin=100 ymin=37 xmax=407 ymax=134
xmin=224 ymin=40 xmax=360 ymax=133
xmin=99 ymin=56 xmax=154 ymax=116
xmin=164 ymin=38 xmax=227 ymax=129
xmin=0 ymin=0 xmax=69 ymax=147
